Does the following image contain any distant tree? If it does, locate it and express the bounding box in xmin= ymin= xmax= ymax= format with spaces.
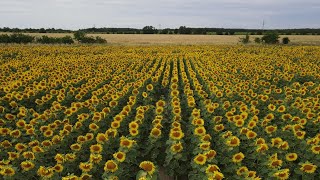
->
xmin=10 ymin=33 xmax=34 ymax=44
xmin=94 ymin=36 xmax=107 ymax=44
xmin=178 ymin=26 xmax=192 ymax=34
xmin=261 ymin=31 xmax=280 ymax=44
xmin=160 ymin=28 xmax=170 ymax=34
xmin=239 ymin=34 xmax=250 ymax=44
xmin=254 ymin=37 xmax=261 ymax=44
xmin=73 ymin=31 xmax=86 ymax=41
xmin=216 ymin=31 xmax=223 ymax=35
xmin=142 ymin=26 xmax=156 ymax=34
xmin=39 ymin=28 xmax=46 ymax=33
xmin=73 ymin=31 xmax=106 ymax=43
xmin=282 ymin=37 xmax=290 ymax=44
xmin=0 ymin=34 xmax=11 ymax=43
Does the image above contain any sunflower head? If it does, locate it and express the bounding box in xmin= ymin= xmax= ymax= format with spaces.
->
xmin=232 ymin=152 xmax=245 ymax=163
xmin=300 ymin=162 xmax=317 ymax=174
xmin=194 ymin=154 xmax=207 ymax=165
xmin=113 ymin=152 xmax=126 ymax=162
xmin=139 ymin=161 xmax=156 ymax=175
xmin=104 ymin=160 xmax=118 ymax=173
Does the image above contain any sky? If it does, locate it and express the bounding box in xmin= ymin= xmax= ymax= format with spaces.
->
xmin=0 ymin=0 xmax=319 ymax=30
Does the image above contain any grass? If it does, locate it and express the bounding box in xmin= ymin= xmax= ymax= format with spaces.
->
xmin=1 ymin=32 xmax=320 ymax=45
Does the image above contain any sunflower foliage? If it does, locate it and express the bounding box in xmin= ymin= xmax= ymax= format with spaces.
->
xmin=0 ymin=45 xmax=319 ymax=180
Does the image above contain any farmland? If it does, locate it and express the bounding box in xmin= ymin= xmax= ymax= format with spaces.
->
xmin=1 ymin=33 xmax=320 ymax=45
xmin=0 ymin=45 xmax=319 ymax=180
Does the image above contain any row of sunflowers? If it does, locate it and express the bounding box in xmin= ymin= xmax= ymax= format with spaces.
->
xmin=0 ymin=45 xmax=319 ymax=179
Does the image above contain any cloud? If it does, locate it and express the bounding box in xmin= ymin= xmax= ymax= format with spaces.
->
xmin=0 ymin=0 xmax=319 ymax=29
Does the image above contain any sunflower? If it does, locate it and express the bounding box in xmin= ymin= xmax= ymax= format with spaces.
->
xmin=169 ymin=130 xmax=184 ymax=140
xmin=205 ymin=164 xmax=220 ymax=174
xmin=0 ymin=128 xmax=11 ymax=136
xmin=53 ymin=164 xmax=64 ymax=173
xmin=256 ymin=143 xmax=269 ymax=153
xmin=311 ymin=145 xmax=320 ymax=154
xmin=0 ymin=166 xmax=15 ymax=176
xmin=80 ymin=173 xmax=92 ymax=180
xmin=199 ymin=142 xmax=211 ymax=151
xmin=214 ymin=124 xmax=224 ymax=132
xmin=156 ymin=100 xmax=166 ymax=107
xmin=65 ymin=153 xmax=77 ymax=162
xmin=208 ymin=171 xmax=224 ymax=180
xmin=271 ymin=137 xmax=283 ymax=147
xmin=103 ymin=160 xmax=118 ymax=173
xmin=21 ymin=160 xmax=35 ymax=171
xmin=226 ymin=136 xmax=240 ymax=147
xmin=273 ymin=169 xmax=290 ymax=180
xmin=89 ymin=123 xmax=99 ymax=131
xmin=90 ymin=144 xmax=103 ymax=154
xmin=155 ymin=106 xmax=164 ymax=114
xmin=79 ymin=162 xmax=93 ymax=172
xmin=268 ymin=104 xmax=276 ymax=111
xmin=106 ymin=128 xmax=118 ymax=138
xmin=22 ymin=151 xmax=35 ymax=160
xmin=247 ymin=120 xmax=257 ymax=129
xmin=10 ymin=129 xmax=21 ymax=138
xmin=44 ymin=130 xmax=54 ymax=137
xmin=294 ymin=130 xmax=306 ymax=139
xmin=232 ymin=152 xmax=245 ymax=163
xmin=194 ymin=154 xmax=207 ymax=165
xmin=113 ymin=151 xmax=126 ymax=162
xmin=120 ymin=137 xmax=135 ymax=149
xmin=16 ymin=119 xmax=26 ymax=128
xmin=277 ymin=105 xmax=286 ymax=113
xmin=15 ymin=143 xmax=27 ymax=152
xmin=37 ymin=166 xmax=54 ymax=178
xmin=8 ymin=152 xmax=19 ymax=160
xmin=285 ymin=153 xmax=298 ymax=161
xmin=170 ymin=142 xmax=183 ymax=153
xmin=246 ymin=130 xmax=257 ymax=139
xmin=278 ymin=141 xmax=289 ymax=150
xmin=146 ymin=84 xmax=154 ymax=91
xmin=265 ymin=125 xmax=277 ymax=135
xmin=77 ymin=135 xmax=87 ymax=144
xmin=70 ymin=143 xmax=82 ymax=152
xmin=149 ymin=128 xmax=161 ymax=138
xmin=130 ymin=129 xmax=139 ymax=136
xmin=90 ymin=153 xmax=102 ymax=164
xmin=1 ymin=140 xmax=12 ymax=148
xmin=269 ymin=159 xmax=283 ymax=169
xmin=129 ymin=121 xmax=139 ymax=129
xmin=55 ymin=153 xmax=65 ymax=163
xmin=96 ymin=133 xmax=108 ymax=144
xmin=194 ymin=126 xmax=206 ymax=136
xmin=300 ymin=162 xmax=317 ymax=173
xmin=201 ymin=134 xmax=212 ymax=142
xmin=139 ymin=161 xmax=156 ymax=175
xmin=236 ymin=166 xmax=248 ymax=176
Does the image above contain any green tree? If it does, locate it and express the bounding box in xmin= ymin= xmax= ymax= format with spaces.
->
xmin=73 ymin=31 xmax=86 ymax=41
xmin=254 ymin=37 xmax=261 ymax=44
xmin=142 ymin=26 xmax=157 ymax=34
xmin=261 ymin=31 xmax=279 ymax=44
xmin=239 ymin=34 xmax=250 ymax=44
xmin=282 ymin=37 xmax=290 ymax=44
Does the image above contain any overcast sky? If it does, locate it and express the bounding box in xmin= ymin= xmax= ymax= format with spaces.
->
xmin=1 ymin=0 xmax=319 ymax=29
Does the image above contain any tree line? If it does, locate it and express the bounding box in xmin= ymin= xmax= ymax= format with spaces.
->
xmin=0 ymin=31 xmax=106 ymax=44
xmin=1 ymin=26 xmax=320 ymax=35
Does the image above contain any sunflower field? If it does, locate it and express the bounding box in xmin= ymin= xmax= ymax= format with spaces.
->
xmin=0 ymin=45 xmax=319 ymax=180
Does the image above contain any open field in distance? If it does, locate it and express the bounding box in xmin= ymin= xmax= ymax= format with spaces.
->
xmin=1 ymin=32 xmax=320 ymax=45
